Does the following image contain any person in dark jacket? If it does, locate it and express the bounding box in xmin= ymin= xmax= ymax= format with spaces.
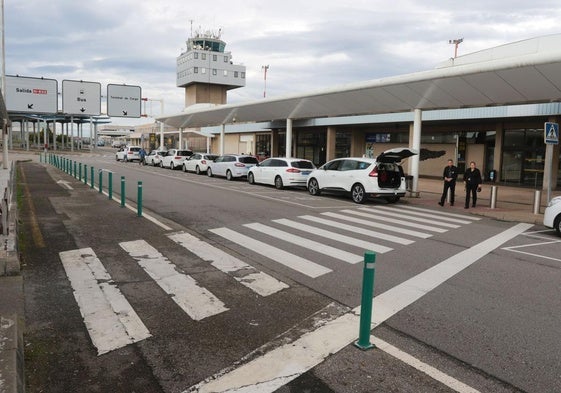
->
xmin=463 ymin=161 xmax=482 ymax=209
xmin=438 ymin=159 xmax=457 ymax=206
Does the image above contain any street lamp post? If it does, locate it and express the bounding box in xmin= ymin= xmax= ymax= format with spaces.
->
xmin=449 ymin=38 xmax=463 ymax=58
xmin=261 ymin=65 xmax=269 ymax=98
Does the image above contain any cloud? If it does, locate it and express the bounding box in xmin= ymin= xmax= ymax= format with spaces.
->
xmin=6 ymin=0 xmax=561 ymax=122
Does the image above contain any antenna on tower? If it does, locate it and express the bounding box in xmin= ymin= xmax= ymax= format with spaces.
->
xmin=189 ymin=20 xmax=193 ymax=38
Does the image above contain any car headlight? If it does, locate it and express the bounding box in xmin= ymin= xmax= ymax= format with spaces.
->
xmin=547 ymin=197 xmax=561 ymax=208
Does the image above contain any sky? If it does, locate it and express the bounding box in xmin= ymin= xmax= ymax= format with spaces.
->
xmin=5 ymin=0 xmax=561 ymax=126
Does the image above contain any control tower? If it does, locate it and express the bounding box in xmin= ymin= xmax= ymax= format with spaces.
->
xmin=176 ymin=29 xmax=246 ymax=107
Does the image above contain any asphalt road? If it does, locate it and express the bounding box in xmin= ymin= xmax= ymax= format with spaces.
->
xmin=19 ymin=151 xmax=561 ymax=393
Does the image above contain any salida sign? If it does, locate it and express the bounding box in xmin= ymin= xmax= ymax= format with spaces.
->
xmin=5 ymin=75 xmax=58 ymax=114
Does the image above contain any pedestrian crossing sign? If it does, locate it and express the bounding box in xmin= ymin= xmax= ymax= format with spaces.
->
xmin=544 ymin=122 xmax=559 ymax=144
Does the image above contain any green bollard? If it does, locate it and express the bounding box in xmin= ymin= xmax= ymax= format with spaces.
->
xmin=137 ymin=181 xmax=143 ymax=217
xmin=84 ymin=164 xmax=88 ymax=184
xmin=120 ymin=176 xmax=125 ymax=207
xmin=355 ymin=251 xmax=376 ymax=350
xmin=108 ymin=172 xmax=113 ymax=200
xmin=90 ymin=167 xmax=94 ymax=189
xmin=74 ymin=161 xmax=77 ymax=178
xmin=99 ymin=170 xmax=103 ymax=193
xmin=79 ymin=163 xmax=82 ymax=181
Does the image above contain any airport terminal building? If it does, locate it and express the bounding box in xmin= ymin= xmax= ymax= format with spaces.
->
xmin=161 ymin=34 xmax=561 ymax=191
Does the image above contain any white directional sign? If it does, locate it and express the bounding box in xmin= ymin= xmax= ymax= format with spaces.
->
xmin=62 ymin=80 xmax=101 ymax=116
xmin=107 ymin=84 xmax=142 ymax=118
xmin=544 ymin=122 xmax=559 ymax=145
xmin=5 ymin=75 xmax=58 ymax=114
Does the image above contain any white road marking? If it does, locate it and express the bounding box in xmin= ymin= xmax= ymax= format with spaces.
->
xmin=372 ymin=337 xmax=481 ymax=393
xmin=274 ymin=218 xmax=393 ymax=254
xmin=398 ymin=205 xmax=483 ymax=221
xmin=356 ymin=207 xmax=459 ymax=230
xmin=188 ymin=223 xmax=532 ymax=393
xmin=359 ymin=206 xmax=463 ymax=227
xmin=167 ymin=231 xmax=289 ymax=296
xmin=210 ymin=227 xmax=332 ymax=278
xmin=244 ymin=222 xmax=363 ymax=264
xmin=120 ymin=240 xmax=228 ymax=320
xmin=502 ymin=238 xmax=561 ymax=263
xmin=59 ymin=248 xmax=151 ymax=355
xmin=324 ymin=210 xmax=436 ymax=237
xmin=299 ymin=215 xmax=414 ymax=245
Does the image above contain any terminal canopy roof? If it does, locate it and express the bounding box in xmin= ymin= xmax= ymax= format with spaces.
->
xmin=158 ymin=34 xmax=561 ymax=129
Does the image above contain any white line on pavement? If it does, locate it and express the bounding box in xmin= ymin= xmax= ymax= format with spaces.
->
xmin=274 ymin=218 xmax=394 ymax=253
xmin=120 ymin=240 xmax=228 ymax=320
xmin=244 ymin=222 xmax=363 ymax=264
xmin=167 ymin=231 xmax=289 ymax=296
xmin=372 ymin=337 xmax=481 ymax=393
xmin=209 ymin=227 xmax=332 ymax=278
xmin=187 ymin=223 xmax=532 ymax=393
xmin=59 ymin=248 xmax=151 ymax=355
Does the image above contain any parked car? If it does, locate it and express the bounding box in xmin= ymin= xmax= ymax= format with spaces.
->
xmin=544 ymin=196 xmax=561 ymax=236
xmin=112 ymin=140 xmax=125 ymax=148
xmin=115 ymin=146 xmax=142 ymax=162
xmin=306 ymin=147 xmax=417 ymax=204
xmin=207 ymin=154 xmax=259 ymax=180
xmin=183 ymin=153 xmax=218 ymax=174
xmin=247 ymin=157 xmax=315 ymax=189
xmin=144 ymin=149 xmax=167 ymax=166
xmin=160 ymin=149 xmax=193 ymax=169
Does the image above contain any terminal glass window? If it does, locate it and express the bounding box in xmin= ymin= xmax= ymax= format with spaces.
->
xmin=502 ymin=128 xmax=545 ymax=187
xmin=336 ymin=131 xmax=351 ymax=158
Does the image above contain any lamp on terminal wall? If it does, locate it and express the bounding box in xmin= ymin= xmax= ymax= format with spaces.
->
xmin=449 ymin=38 xmax=463 ymax=58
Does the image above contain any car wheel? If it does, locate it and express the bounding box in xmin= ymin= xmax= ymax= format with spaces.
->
xmin=555 ymin=215 xmax=561 ymax=236
xmin=195 ymin=166 xmax=200 ymax=175
xmin=308 ymin=178 xmax=321 ymax=196
xmin=207 ymin=168 xmax=213 ymax=177
xmin=170 ymin=163 xmax=175 ymax=170
xmin=248 ymin=172 xmax=255 ymax=184
xmin=226 ymin=170 xmax=233 ymax=181
xmin=351 ymin=183 xmax=366 ymax=204
xmin=274 ymin=176 xmax=284 ymax=190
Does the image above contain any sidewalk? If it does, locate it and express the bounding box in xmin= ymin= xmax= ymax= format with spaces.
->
xmin=0 ymin=151 xmax=559 ymax=393
xmin=409 ymin=177 xmax=559 ymax=225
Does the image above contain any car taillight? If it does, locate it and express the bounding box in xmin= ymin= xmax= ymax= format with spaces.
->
xmin=368 ymin=167 xmax=378 ymax=177
xmin=234 ymin=163 xmax=245 ymax=167
xmin=175 ymin=156 xmax=181 ymax=159
xmin=201 ymin=160 xmax=207 ymax=164
xmin=286 ymin=168 xmax=301 ymax=173
xmin=128 ymin=151 xmax=133 ymax=155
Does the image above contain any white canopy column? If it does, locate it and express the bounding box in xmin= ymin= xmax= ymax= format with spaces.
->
xmin=220 ymin=124 xmax=225 ymax=155
xmin=286 ymin=118 xmax=293 ymax=158
xmin=408 ymin=109 xmax=422 ymax=196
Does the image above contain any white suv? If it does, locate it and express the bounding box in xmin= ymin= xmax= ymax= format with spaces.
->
xmin=544 ymin=196 xmax=561 ymax=236
xmin=116 ymin=146 xmax=142 ymax=162
xmin=306 ymin=147 xmax=417 ymax=204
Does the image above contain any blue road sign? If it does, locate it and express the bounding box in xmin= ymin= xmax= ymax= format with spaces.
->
xmin=544 ymin=122 xmax=559 ymax=144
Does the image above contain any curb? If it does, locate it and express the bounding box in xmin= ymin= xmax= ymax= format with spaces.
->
xmin=0 ymin=277 xmax=25 ymax=393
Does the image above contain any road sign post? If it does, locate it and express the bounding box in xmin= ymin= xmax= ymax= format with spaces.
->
xmin=544 ymin=122 xmax=559 ymax=202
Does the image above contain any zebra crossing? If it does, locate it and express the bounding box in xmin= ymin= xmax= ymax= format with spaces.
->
xmin=210 ymin=205 xmax=482 ymax=279
xmin=59 ymin=205 xmax=480 ymax=354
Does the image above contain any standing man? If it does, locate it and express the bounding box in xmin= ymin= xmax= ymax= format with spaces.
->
xmin=438 ymin=159 xmax=457 ymax=207
xmin=464 ymin=161 xmax=482 ymax=209
xmin=139 ymin=147 xmax=146 ymax=165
